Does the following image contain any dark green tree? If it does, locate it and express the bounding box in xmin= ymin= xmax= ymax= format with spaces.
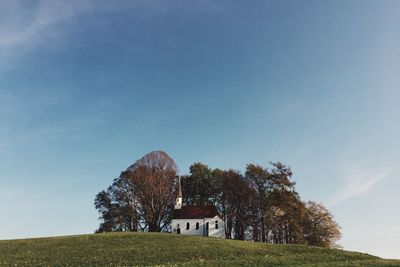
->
xmin=181 ymin=162 xmax=218 ymax=206
xmin=217 ymin=170 xmax=253 ymax=240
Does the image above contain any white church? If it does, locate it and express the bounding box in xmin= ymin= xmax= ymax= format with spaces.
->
xmin=171 ymin=178 xmax=225 ymax=238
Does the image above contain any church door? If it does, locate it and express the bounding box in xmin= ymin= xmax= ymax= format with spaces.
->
xmin=205 ymin=222 xmax=209 ymax=236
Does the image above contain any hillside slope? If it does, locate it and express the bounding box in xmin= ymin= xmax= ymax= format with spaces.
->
xmin=0 ymin=232 xmax=398 ymax=266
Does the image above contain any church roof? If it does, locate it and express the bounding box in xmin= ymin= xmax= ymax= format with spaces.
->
xmin=172 ymin=205 xmax=220 ymax=219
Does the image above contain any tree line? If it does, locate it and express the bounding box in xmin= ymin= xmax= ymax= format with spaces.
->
xmin=95 ymin=151 xmax=341 ymax=248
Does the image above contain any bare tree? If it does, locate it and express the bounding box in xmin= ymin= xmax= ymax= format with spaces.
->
xmin=95 ymin=151 xmax=178 ymax=233
xmin=122 ymin=151 xmax=178 ymax=232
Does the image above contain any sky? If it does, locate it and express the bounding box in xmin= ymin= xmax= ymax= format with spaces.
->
xmin=0 ymin=0 xmax=399 ymax=259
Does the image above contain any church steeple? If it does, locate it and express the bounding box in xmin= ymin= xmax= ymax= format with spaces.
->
xmin=175 ymin=176 xmax=182 ymax=209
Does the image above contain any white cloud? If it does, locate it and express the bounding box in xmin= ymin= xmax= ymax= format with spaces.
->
xmin=327 ymin=166 xmax=388 ymax=207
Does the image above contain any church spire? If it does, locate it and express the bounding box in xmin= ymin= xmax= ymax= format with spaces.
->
xmin=175 ymin=176 xmax=182 ymax=209
xmin=177 ymin=176 xmax=182 ymax=198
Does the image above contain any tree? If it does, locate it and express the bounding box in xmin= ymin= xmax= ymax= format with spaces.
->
xmin=265 ymin=162 xmax=306 ymax=244
xmin=217 ymin=170 xmax=253 ymax=240
xmin=95 ymin=151 xmax=178 ymax=233
xmin=95 ymin=153 xmax=342 ymax=247
xmin=245 ymin=164 xmax=271 ymax=242
xmin=181 ymin=162 xmax=217 ymax=206
xmin=94 ymin=176 xmax=139 ymax=232
xmin=269 ymin=162 xmax=295 ymax=192
xmin=122 ymin=151 xmax=178 ymax=232
xmin=303 ymin=201 xmax=341 ymax=248
xmin=268 ymin=189 xmax=306 ymax=244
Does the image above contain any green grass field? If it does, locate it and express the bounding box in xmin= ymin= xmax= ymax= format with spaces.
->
xmin=0 ymin=232 xmax=398 ymax=266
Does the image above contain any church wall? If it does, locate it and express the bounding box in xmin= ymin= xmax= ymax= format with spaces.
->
xmin=207 ymin=217 xmax=225 ymax=238
xmin=171 ymin=219 xmax=203 ymax=236
xmin=171 ymin=217 xmax=225 ymax=238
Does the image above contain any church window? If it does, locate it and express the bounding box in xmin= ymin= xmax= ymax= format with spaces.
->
xmin=215 ymin=220 xmax=219 ymax=229
xmin=196 ymin=222 xmax=199 ymax=230
xmin=186 ymin=222 xmax=190 ymax=230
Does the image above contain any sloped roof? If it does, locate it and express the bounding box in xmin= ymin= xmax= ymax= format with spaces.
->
xmin=172 ymin=205 xmax=220 ymax=219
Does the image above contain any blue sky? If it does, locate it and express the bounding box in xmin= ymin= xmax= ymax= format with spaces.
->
xmin=1 ymin=0 xmax=399 ymax=259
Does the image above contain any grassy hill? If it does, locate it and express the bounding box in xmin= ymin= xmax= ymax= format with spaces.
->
xmin=0 ymin=232 xmax=399 ymax=266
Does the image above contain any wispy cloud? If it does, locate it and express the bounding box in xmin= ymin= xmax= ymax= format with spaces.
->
xmin=327 ymin=166 xmax=388 ymax=207
xmin=0 ymin=0 xmax=95 ymax=49
xmin=0 ymin=0 xmax=224 ymax=72
xmin=0 ymin=0 xmax=224 ymax=49
xmin=0 ymin=0 xmax=100 ymax=73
